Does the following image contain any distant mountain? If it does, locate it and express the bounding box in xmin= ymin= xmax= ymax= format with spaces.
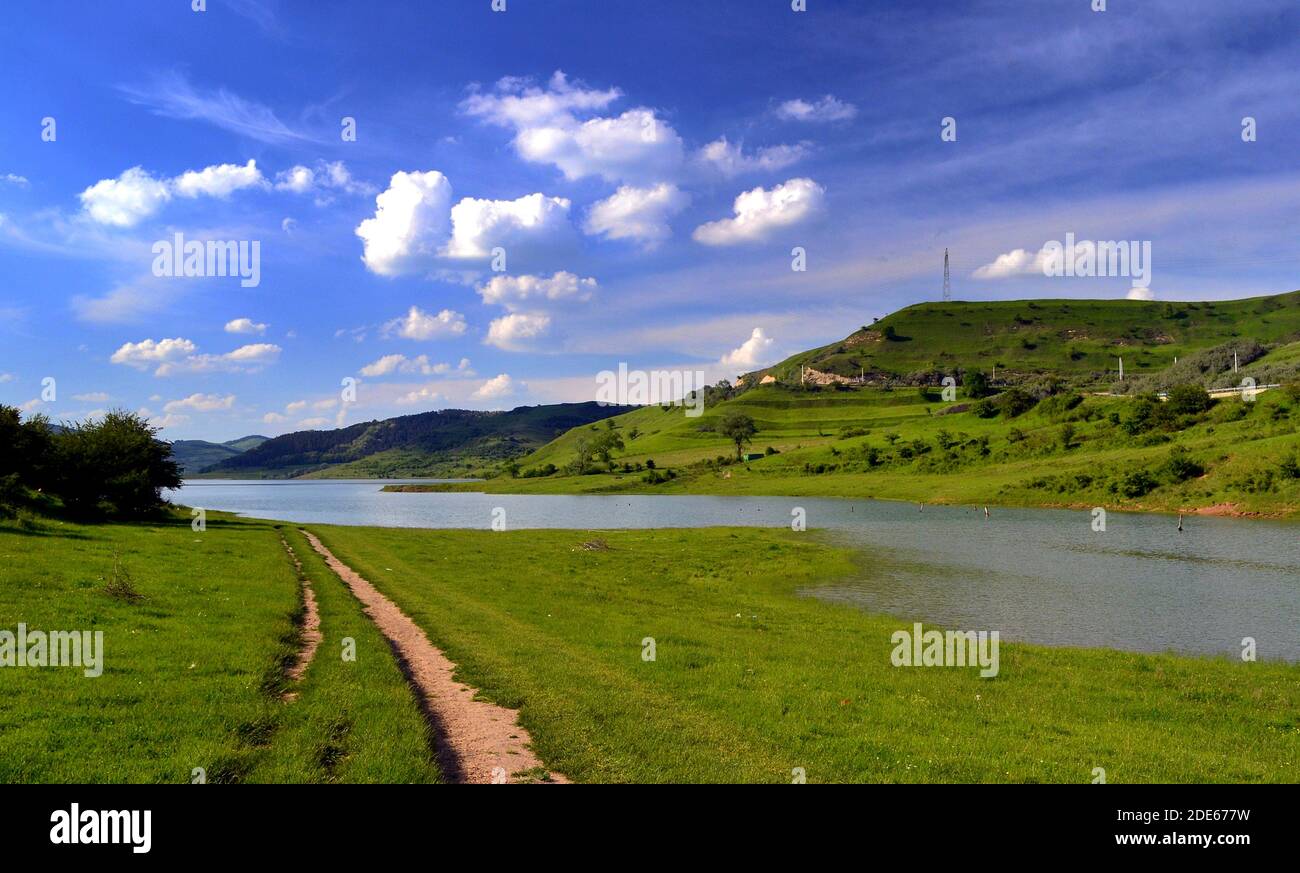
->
xmin=196 ymin=403 xmax=633 ymax=479
xmin=170 ymin=435 xmax=269 ymax=475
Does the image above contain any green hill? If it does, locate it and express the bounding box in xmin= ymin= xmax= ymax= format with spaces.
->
xmin=170 ymin=435 xmax=269 ymax=475
xmin=748 ymin=290 xmax=1300 ymax=386
xmin=423 ymin=292 xmax=1300 ymax=517
xmin=198 ymin=403 xmax=633 ymax=479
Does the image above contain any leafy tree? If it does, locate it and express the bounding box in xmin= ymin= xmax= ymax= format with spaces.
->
xmin=719 ymin=412 xmax=757 ymax=460
xmin=53 ymin=411 xmax=181 ymax=517
xmin=963 ymin=369 xmax=991 ymax=399
xmin=1167 ymin=384 xmax=1212 ymax=416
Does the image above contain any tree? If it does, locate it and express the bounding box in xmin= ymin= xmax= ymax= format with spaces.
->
xmin=1167 ymin=383 xmax=1212 ymax=416
xmin=54 ymin=411 xmax=181 ymax=517
xmin=963 ymin=369 xmax=991 ymax=399
xmin=592 ymin=429 xmax=625 ymax=464
xmin=719 ymin=412 xmax=758 ymax=460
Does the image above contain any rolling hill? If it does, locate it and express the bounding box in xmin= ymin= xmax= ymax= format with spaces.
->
xmin=747 ymin=290 xmax=1300 ymax=386
xmin=196 ymin=402 xmax=633 ymax=479
xmin=170 ymin=435 xmax=269 ymax=475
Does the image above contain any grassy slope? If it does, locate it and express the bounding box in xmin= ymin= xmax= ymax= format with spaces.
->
xmin=309 ymin=525 xmax=1300 ymax=783
xmin=0 ymin=513 xmax=436 ymax=783
xmin=423 ymin=383 xmax=1300 ymax=517
xmin=754 ymin=290 xmax=1300 ymax=381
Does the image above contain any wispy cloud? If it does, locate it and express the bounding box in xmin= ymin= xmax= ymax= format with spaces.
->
xmin=117 ymin=71 xmax=316 ymax=145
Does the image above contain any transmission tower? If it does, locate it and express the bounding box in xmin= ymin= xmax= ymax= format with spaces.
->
xmin=943 ymin=248 xmax=951 ymax=302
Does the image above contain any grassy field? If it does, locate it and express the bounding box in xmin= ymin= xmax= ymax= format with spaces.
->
xmin=410 ymin=382 xmax=1300 ymax=517
xmin=755 ymin=290 xmax=1300 ymax=381
xmin=309 ymin=524 xmax=1300 ymax=783
xmin=0 ymin=513 xmax=437 ymax=783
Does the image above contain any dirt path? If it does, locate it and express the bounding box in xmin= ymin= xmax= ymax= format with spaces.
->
xmin=299 ymin=530 xmax=566 ymax=784
xmin=279 ymin=535 xmax=322 ymax=700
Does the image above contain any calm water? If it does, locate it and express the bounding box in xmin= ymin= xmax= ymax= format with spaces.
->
xmin=170 ymin=480 xmax=1300 ymax=661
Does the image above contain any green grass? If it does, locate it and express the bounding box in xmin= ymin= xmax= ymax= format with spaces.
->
xmin=307 ymin=525 xmax=1300 ymax=783
xmin=756 ymin=290 xmax=1300 ymax=381
xmin=451 ymin=384 xmax=1300 ymax=517
xmin=0 ymin=513 xmax=437 ymax=783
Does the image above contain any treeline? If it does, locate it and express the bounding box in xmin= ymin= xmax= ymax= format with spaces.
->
xmin=0 ymin=406 xmax=181 ymax=519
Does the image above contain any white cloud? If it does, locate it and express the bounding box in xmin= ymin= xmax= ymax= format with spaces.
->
xmin=355 ymin=170 xmax=453 ymax=276
xmin=297 ymin=416 xmax=332 ymax=429
xmin=0 ymin=373 xmax=15 ymax=383
xmin=972 ymin=247 xmax=1052 ymax=279
xmin=79 ymin=160 xmax=267 ymax=226
xmin=775 ymin=95 xmax=857 ymax=123
xmin=1127 ymin=287 xmax=1156 ymax=300
xmin=275 ymin=160 xmax=371 ymax=199
xmin=463 ymin=72 xmax=683 ymax=184
xmin=147 ymin=412 xmax=189 ymax=430
xmin=383 ymin=306 xmax=467 ymax=341
xmin=693 ymin=178 xmax=826 ymax=246
xmin=477 ymin=271 xmax=595 ymax=310
xmin=173 ymin=159 xmax=265 ymax=198
xmin=79 ymin=167 xmax=171 ymax=227
xmin=72 ymin=392 xmax=110 ymax=402
xmin=445 ymin=192 xmax=572 ymax=259
xmin=473 ymin=373 xmax=519 ymax=400
xmin=720 ymin=327 xmax=775 ymax=369
xmin=359 ymin=353 xmax=471 ymax=378
xmin=224 ymin=317 xmax=268 ymax=335
xmin=281 ymin=217 xmax=297 ymax=234
xmin=164 ymin=393 xmax=236 ymax=413
xmin=583 ymin=184 xmax=689 ymax=246
xmin=485 ymin=313 xmax=551 ymax=350
xmin=110 ymin=337 xmax=198 ymax=369
xmin=275 ymin=165 xmax=315 ymax=193
xmin=396 ymin=386 xmax=443 ymax=406
xmin=71 ymin=277 xmax=174 ymax=324
xmin=118 ymin=72 xmax=312 ymax=146
xmin=2 ymin=174 xmax=28 ymax=187
xmin=112 ymin=338 xmax=280 ymax=377
xmin=696 ymin=137 xmax=811 ymax=177
xmin=262 ymin=412 xmax=287 ymax=424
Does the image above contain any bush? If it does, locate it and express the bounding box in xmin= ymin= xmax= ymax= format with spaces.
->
xmin=997 ymin=389 xmax=1038 ymax=417
xmin=1166 ymin=384 xmax=1212 ymax=416
xmin=1118 ymin=469 xmax=1158 ymax=498
xmin=1161 ymin=448 xmax=1204 ymax=482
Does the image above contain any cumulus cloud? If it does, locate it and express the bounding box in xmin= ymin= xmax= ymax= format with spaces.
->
xmin=583 ymin=184 xmax=689 ymax=246
xmin=696 ymin=137 xmax=811 ymax=177
xmin=172 ymin=159 xmax=265 ymax=198
xmin=383 ymin=306 xmax=468 ymax=341
xmin=164 ymin=393 xmax=236 ymax=413
xmin=275 ymin=160 xmax=371 ymax=200
xmin=355 ymin=170 xmax=453 ymax=276
xmin=79 ymin=167 xmax=172 ymax=227
xmin=445 ymin=192 xmax=572 ymax=259
xmin=693 ymin=178 xmax=825 ymax=246
xmin=78 ymin=160 xmax=269 ymax=226
xmin=110 ymin=337 xmax=279 ymax=376
xmin=395 ymin=386 xmax=444 ymax=406
xmin=971 ymin=247 xmax=1053 ymax=279
xmin=775 ymin=95 xmax=857 ymax=123
xmin=720 ymin=328 xmax=775 ymax=369
xmin=1127 ymin=287 xmax=1156 ymax=300
xmin=109 ymin=337 xmax=198 ymax=369
xmin=485 ymin=312 xmax=551 ymax=350
xmin=473 ymin=373 xmax=519 ymax=400
xmin=224 ymin=317 xmax=268 ymax=335
xmin=2 ymin=174 xmax=29 ymax=187
xmin=477 ymin=271 xmax=595 ymax=310
xmin=463 ymin=72 xmax=684 ymax=184
xmin=359 ymin=353 xmax=471 ymax=378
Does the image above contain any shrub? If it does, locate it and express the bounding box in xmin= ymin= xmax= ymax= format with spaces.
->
xmin=1166 ymin=384 xmax=1212 ymax=415
xmin=998 ymin=389 xmax=1038 ymax=418
xmin=1119 ymin=469 xmax=1158 ymax=498
xmin=1161 ymin=448 xmax=1204 ymax=482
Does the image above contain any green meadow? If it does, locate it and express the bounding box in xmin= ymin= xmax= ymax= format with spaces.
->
xmin=0 ymin=513 xmax=436 ymax=783
xmin=4 ymin=513 xmax=1296 ymax=782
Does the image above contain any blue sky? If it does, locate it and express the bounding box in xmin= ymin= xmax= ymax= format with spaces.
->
xmin=2 ymin=0 xmax=1299 ymax=441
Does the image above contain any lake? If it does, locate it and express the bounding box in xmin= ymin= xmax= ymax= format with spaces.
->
xmin=170 ymin=479 xmax=1300 ymax=661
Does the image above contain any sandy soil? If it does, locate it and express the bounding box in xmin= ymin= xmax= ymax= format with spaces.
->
xmin=300 ymin=530 xmax=566 ymax=784
xmin=279 ymin=536 xmax=322 ymax=700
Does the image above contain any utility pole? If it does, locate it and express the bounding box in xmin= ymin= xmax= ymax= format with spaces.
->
xmin=943 ymin=248 xmax=951 ymax=303
xmin=1118 ymin=356 xmax=1124 ymax=381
